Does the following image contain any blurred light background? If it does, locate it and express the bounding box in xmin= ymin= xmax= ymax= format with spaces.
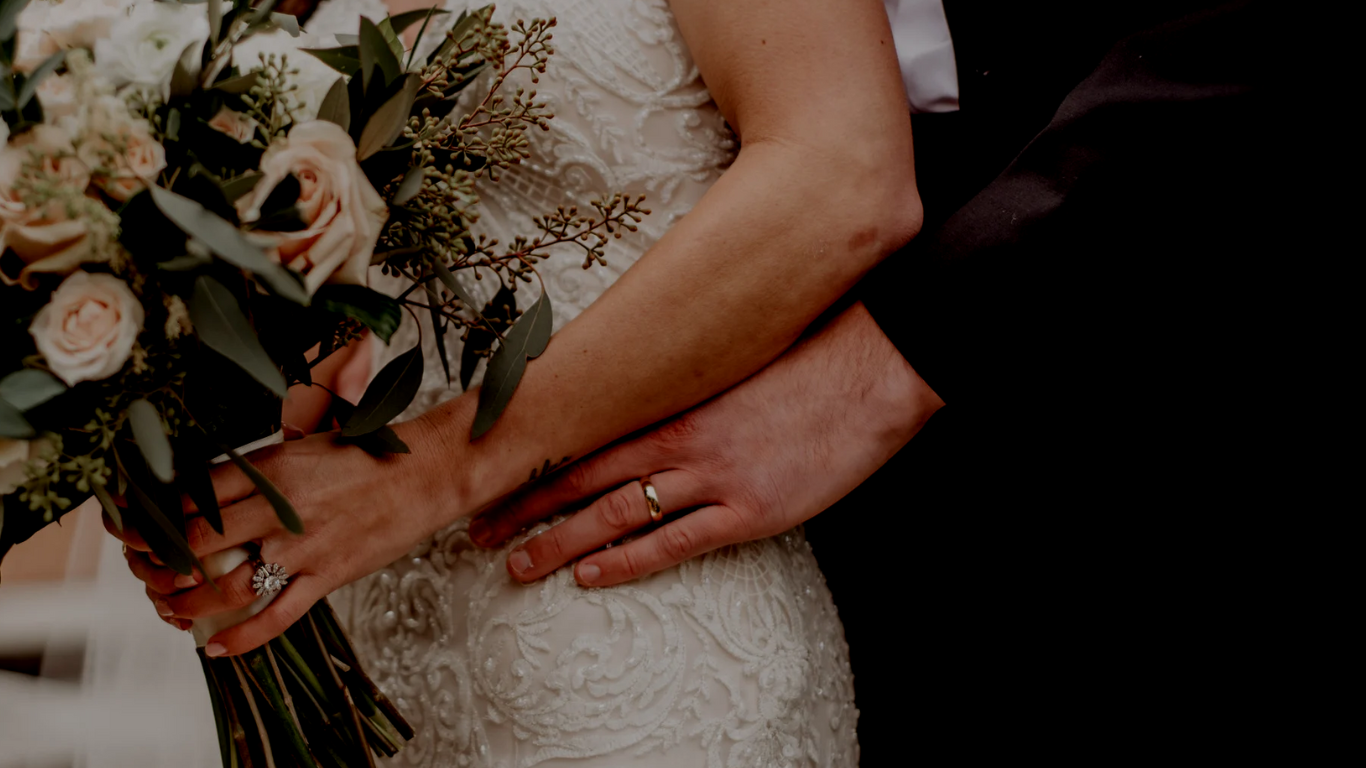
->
xmin=1 ymin=499 xmax=218 ymax=768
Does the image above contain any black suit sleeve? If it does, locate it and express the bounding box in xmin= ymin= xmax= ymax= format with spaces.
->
xmin=861 ymin=2 xmax=1284 ymax=413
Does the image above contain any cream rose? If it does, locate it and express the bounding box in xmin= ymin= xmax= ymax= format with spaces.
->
xmin=77 ymin=101 xmax=167 ymax=201
xmin=30 ymin=271 xmax=144 ymax=386
xmin=236 ymin=121 xmax=388 ymax=295
xmin=0 ymin=126 xmax=96 ymax=289
xmin=207 ymin=106 xmax=259 ymax=144
xmin=92 ymin=0 xmax=208 ymax=99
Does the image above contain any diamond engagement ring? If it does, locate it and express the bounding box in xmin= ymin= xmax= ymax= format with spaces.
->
xmin=252 ymin=562 xmax=289 ymax=597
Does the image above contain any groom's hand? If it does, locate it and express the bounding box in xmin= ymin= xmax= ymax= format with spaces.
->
xmin=469 ymin=303 xmax=944 ymax=586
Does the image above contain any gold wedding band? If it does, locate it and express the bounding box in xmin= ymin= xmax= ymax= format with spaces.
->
xmin=640 ymin=477 xmax=663 ymax=522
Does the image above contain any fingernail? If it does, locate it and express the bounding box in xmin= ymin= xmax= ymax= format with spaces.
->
xmin=174 ymin=573 xmax=200 ymax=589
xmin=205 ymin=643 xmax=226 ymax=657
xmin=577 ymin=563 xmax=601 ymax=585
xmin=468 ymin=518 xmax=491 ymax=545
xmin=508 ymin=549 xmax=532 ymax=574
xmin=155 ymin=600 xmax=174 ymax=617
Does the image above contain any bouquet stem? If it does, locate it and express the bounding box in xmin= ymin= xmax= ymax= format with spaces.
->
xmin=198 ymin=599 xmax=411 ymax=768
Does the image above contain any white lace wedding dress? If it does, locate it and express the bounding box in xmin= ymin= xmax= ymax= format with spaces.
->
xmin=305 ymin=1 xmax=862 ymax=766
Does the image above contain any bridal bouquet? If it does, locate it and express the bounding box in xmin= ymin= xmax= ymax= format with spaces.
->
xmin=0 ymin=0 xmax=645 ymax=765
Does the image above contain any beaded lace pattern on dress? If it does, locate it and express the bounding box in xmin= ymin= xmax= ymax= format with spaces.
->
xmin=306 ymin=2 xmax=859 ymax=765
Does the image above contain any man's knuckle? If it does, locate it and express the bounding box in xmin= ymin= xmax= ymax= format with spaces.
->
xmin=617 ymin=548 xmax=646 ymax=580
xmin=660 ymin=524 xmax=697 ymax=560
xmin=599 ymin=491 xmax=639 ymax=530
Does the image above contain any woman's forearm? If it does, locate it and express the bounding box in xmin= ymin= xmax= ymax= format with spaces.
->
xmin=412 ymin=140 xmax=921 ymax=519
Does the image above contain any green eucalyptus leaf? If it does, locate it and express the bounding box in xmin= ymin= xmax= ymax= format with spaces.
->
xmin=0 ymin=398 xmax=34 ymax=439
xmin=472 ymin=291 xmax=552 ymax=439
xmin=405 ymin=5 xmax=442 ymax=68
xmin=92 ymin=481 xmax=121 ymax=533
xmin=389 ymin=6 xmax=448 ymax=34
xmin=334 ymin=33 xmax=358 ymax=46
xmin=316 ymin=77 xmax=350 ymax=131
xmin=118 ymin=451 xmax=204 ymax=577
xmin=315 ymin=284 xmax=401 ymax=343
xmin=220 ymin=445 xmax=303 ymax=534
xmin=460 ymin=283 xmax=514 ymax=391
xmin=128 ymin=399 xmax=174 ymax=483
xmin=392 ymin=165 xmax=424 ymax=205
xmin=302 ymin=47 xmax=361 ymax=75
xmin=178 ymin=447 xmax=222 ymax=535
xmin=428 ymin=295 xmax=450 ymax=384
xmin=0 ymin=77 xmax=16 ymax=112
xmin=187 ymin=276 xmax=289 ymax=397
xmin=157 ymin=252 xmax=214 ymax=271
xmin=356 ymin=73 xmax=419 ymax=160
xmin=359 ymin=16 xmax=399 ymax=93
xmin=220 ymin=171 xmax=264 ymax=203
xmin=16 ymin=50 xmax=62 ymax=109
xmin=337 ymin=424 xmax=410 ymax=456
xmin=0 ymin=0 xmax=31 ymax=41
xmin=375 ymin=17 xmax=405 ymax=62
xmin=340 ymin=345 xmax=422 ymax=437
xmin=211 ymin=71 xmax=262 ymax=94
xmin=0 ymin=369 xmax=64 ymax=411
xmin=165 ymin=107 xmax=181 ymax=142
xmin=169 ymin=42 xmax=200 ymax=98
xmin=149 ymin=185 xmax=308 ymax=304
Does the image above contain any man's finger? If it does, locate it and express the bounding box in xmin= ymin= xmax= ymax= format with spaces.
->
xmin=507 ymin=470 xmax=703 ymax=583
xmin=204 ymin=574 xmax=325 ymax=657
xmin=471 ymin=438 xmax=668 ymax=547
xmin=573 ymin=505 xmax=748 ymax=588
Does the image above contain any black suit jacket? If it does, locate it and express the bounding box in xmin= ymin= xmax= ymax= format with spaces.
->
xmin=804 ymin=2 xmax=1302 ymax=761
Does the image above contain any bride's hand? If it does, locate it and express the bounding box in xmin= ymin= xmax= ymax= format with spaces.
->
xmin=109 ymin=416 xmax=458 ymax=656
xmin=467 ymin=303 xmax=943 ymax=586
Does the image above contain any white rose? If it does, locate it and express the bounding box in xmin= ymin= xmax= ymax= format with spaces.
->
xmin=30 ymin=271 xmax=145 ymax=386
xmin=16 ymin=0 xmax=144 ymax=71
xmin=93 ymin=1 xmax=209 ymax=99
xmin=232 ymin=28 xmax=340 ymax=121
xmin=236 ymin=121 xmax=388 ymax=296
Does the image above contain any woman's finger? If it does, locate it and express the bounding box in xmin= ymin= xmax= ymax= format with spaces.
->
xmin=161 ymin=539 xmax=296 ymax=620
xmin=472 ymin=437 xmax=670 ymax=547
xmin=144 ymin=585 xmax=193 ymax=631
xmin=572 ymin=505 xmax=751 ymax=588
xmin=507 ymin=471 xmax=704 ymax=583
xmin=204 ymin=574 xmax=326 ymax=657
xmin=184 ymin=495 xmax=282 ymax=558
xmin=124 ymin=546 xmax=201 ymax=594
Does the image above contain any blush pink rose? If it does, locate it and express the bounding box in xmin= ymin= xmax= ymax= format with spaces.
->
xmin=30 ymin=271 xmax=145 ymax=385
xmin=235 ymin=121 xmax=388 ymax=296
